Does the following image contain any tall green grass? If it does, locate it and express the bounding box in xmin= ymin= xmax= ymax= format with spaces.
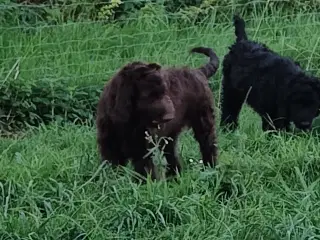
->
xmin=1 ymin=7 xmax=320 ymax=239
xmin=1 ymin=9 xmax=320 ymax=90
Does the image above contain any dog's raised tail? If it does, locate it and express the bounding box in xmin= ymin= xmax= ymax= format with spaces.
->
xmin=190 ymin=47 xmax=219 ymax=78
xmin=233 ymin=14 xmax=247 ymax=42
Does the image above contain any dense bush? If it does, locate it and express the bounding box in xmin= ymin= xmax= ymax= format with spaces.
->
xmin=0 ymin=79 xmax=101 ymax=133
xmin=1 ymin=0 xmax=320 ymax=26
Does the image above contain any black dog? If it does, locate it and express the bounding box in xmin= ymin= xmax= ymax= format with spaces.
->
xmin=220 ymin=14 xmax=320 ymax=132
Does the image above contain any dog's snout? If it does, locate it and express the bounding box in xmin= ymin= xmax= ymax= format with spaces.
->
xmin=162 ymin=96 xmax=175 ymax=122
xmin=162 ymin=112 xmax=174 ymax=122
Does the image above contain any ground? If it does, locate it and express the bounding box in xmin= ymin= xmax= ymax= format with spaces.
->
xmin=1 ymin=8 xmax=320 ymax=239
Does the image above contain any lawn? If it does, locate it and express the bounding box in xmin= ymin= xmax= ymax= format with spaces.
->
xmin=1 ymin=7 xmax=320 ymax=239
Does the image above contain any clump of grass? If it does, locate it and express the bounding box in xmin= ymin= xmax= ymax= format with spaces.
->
xmin=144 ymin=130 xmax=173 ymax=181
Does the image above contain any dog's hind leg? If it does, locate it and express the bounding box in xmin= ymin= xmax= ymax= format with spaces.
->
xmin=220 ymin=78 xmax=246 ymax=131
xmin=97 ymin=129 xmax=128 ymax=167
xmin=192 ymin=105 xmax=218 ymax=168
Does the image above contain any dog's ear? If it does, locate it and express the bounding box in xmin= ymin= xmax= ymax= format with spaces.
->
xmin=121 ymin=62 xmax=160 ymax=79
xmin=121 ymin=62 xmax=147 ymax=78
xmin=131 ymin=63 xmax=161 ymax=76
xmin=147 ymin=63 xmax=161 ymax=71
xmin=109 ymin=75 xmax=135 ymax=123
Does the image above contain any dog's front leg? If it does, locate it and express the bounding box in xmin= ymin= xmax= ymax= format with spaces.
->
xmin=131 ymin=147 xmax=157 ymax=183
xmin=275 ymin=97 xmax=290 ymax=131
xmin=162 ymin=136 xmax=182 ymax=179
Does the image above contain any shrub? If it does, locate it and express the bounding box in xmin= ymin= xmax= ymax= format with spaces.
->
xmin=0 ymin=79 xmax=101 ymax=133
xmin=2 ymin=0 xmax=320 ymax=27
xmin=175 ymin=0 xmax=320 ymax=25
xmin=0 ymin=0 xmax=157 ymax=26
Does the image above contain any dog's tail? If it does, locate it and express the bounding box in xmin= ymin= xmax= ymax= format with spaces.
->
xmin=233 ymin=14 xmax=248 ymax=42
xmin=190 ymin=47 xmax=219 ymax=78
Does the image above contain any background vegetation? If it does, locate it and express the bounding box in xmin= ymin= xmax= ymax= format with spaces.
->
xmin=1 ymin=0 xmax=320 ymax=238
xmin=1 ymin=0 xmax=320 ymax=131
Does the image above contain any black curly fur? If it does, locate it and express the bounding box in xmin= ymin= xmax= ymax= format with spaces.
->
xmin=220 ymin=14 xmax=320 ymax=132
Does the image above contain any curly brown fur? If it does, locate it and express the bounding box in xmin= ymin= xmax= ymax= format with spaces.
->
xmin=96 ymin=46 xmax=219 ymax=182
xmin=220 ymin=15 xmax=320 ymax=132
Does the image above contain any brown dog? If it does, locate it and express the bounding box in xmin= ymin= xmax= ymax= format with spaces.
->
xmin=96 ymin=47 xmax=219 ymax=181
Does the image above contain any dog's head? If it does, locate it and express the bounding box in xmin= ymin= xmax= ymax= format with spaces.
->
xmin=108 ymin=61 xmax=175 ymax=128
xmin=287 ymin=77 xmax=320 ymax=130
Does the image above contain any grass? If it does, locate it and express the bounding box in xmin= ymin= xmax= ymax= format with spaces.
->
xmin=1 ymin=6 xmax=320 ymax=239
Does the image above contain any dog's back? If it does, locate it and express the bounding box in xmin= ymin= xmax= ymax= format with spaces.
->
xmin=223 ymin=15 xmax=303 ymax=92
xmin=163 ymin=67 xmax=211 ymax=104
xmin=161 ymin=46 xmax=219 ymax=110
xmin=220 ymin=15 xmax=320 ymax=132
xmin=159 ymin=60 xmax=217 ymax=129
